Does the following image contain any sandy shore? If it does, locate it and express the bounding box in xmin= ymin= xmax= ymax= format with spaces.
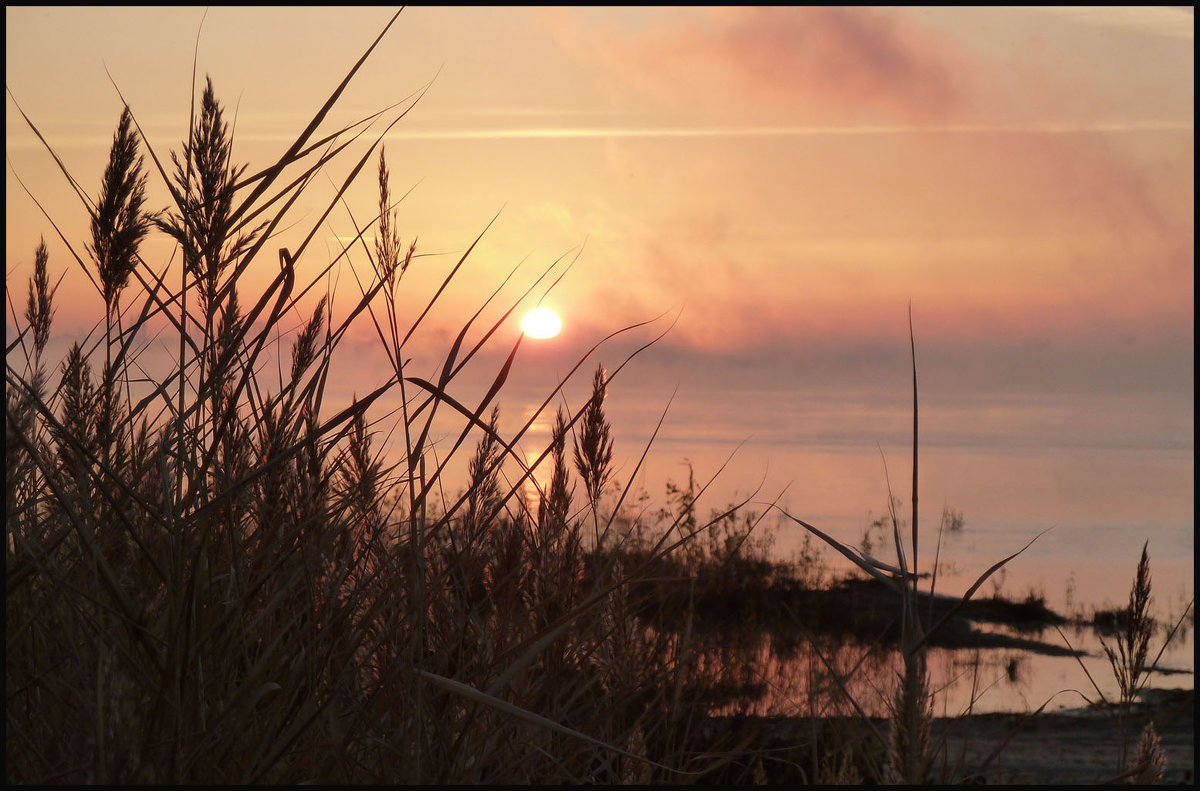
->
xmin=933 ymin=688 xmax=1194 ymax=784
xmin=703 ymin=688 xmax=1193 ymax=784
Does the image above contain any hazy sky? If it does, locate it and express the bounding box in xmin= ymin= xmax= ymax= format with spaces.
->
xmin=6 ymin=5 xmax=1194 ymax=482
xmin=7 ymin=6 xmax=1193 ymax=389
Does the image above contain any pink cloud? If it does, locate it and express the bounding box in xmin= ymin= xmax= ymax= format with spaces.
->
xmin=589 ymin=7 xmax=969 ymax=122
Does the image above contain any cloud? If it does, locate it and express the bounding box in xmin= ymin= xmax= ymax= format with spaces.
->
xmin=576 ymin=7 xmax=971 ymax=123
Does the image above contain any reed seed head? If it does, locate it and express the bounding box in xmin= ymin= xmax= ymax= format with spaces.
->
xmin=90 ymin=106 xmax=151 ymax=310
xmin=573 ymin=364 xmax=613 ymax=506
xmin=374 ymin=147 xmax=410 ymax=291
xmin=290 ymin=296 xmax=328 ymax=384
xmin=157 ymin=76 xmax=259 ymax=309
xmin=25 ymin=238 xmax=56 ymax=355
xmin=538 ymin=407 xmax=573 ymax=530
xmin=1099 ymin=541 xmax=1155 ymax=706
xmin=466 ymin=406 xmax=503 ymax=534
xmin=1132 ymin=720 xmax=1167 ymax=784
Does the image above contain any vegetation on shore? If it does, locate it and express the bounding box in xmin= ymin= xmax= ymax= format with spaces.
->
xmin=6 ymin=12 xmax=1191 ymax=784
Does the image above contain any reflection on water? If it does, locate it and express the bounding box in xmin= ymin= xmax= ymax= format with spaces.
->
xmin=349 ymin=367 xmax=1194 ymax=717
xmin=686 ymin=613 xmax=1194 ymax=719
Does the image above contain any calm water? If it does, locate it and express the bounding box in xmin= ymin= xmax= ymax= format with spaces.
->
xmin=486 ymin=368 xmax=1194 ymax=714
xmin=492 ymin=373 xmax=1192 ymax=606
xmin=93 ymin=332 xmax=1194 ymax=714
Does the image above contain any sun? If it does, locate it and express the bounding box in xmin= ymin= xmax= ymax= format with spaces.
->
xmin=520 ymin=306 xmax=562 ymax=339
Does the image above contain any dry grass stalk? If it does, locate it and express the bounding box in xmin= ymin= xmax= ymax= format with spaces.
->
xmin=886 ymin=652 xmax=933 ymax=783
xmin=1099 ymin=541 xmax=1154 ymax=712
xmin=1094 ymin=542 xmax=1192 ymax=779
xmin=373 ymin=147 xmax=412 ymax=292
xmin=1130 ymin=721 xmax=1167 ymax=785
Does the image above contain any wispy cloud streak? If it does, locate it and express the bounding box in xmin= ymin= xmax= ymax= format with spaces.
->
xmin=7 ymin=119 xmax=1192 ymax=150
xmin=373 ymin=120 xmax=1194 ymax=140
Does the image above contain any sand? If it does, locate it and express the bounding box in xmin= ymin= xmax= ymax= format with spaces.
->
xmin=934 ymin=689 xmax=1194 ymax=784
xmin=702 ymin=688 xmax=1193 ymax=784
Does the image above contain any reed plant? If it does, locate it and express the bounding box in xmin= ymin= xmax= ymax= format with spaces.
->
xmin=4 ymin=11 xmax=791 ymax=784
xmin=769 ymin=310 xmax=1043 ymax=783
xmin=1053 ymin=543 xmax=1193 ymax=783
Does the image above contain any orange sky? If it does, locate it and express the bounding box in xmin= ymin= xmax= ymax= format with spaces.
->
xmin=7 ymin=7 xmax=1192 ymax=362
xmin=5 ymin=5 xmax=1192 ymax=435
xmin=6 ymin=5 xmax=1193 ymax=492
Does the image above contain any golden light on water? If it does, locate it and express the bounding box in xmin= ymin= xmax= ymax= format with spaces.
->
xmin=520 ymin=307 xmax=562 ymax=339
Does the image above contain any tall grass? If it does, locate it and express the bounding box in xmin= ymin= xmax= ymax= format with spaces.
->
xmin=1055 ymin=543 xmax=1193 ymax=783
xmin=770 ymin=310 xmax=1044 ymax=783
xmin=4 ymin=13 xmax=779 ymax=784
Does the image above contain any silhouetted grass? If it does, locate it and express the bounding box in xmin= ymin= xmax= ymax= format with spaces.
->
xmin=7 ymin=12 xmax=1190 ymax=786
xmin=4 ymin=13 xmax=781 ymax=784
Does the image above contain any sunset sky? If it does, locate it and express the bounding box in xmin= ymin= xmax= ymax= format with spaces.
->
xmin=5 ymin=7 xmax=1193 ymax=607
